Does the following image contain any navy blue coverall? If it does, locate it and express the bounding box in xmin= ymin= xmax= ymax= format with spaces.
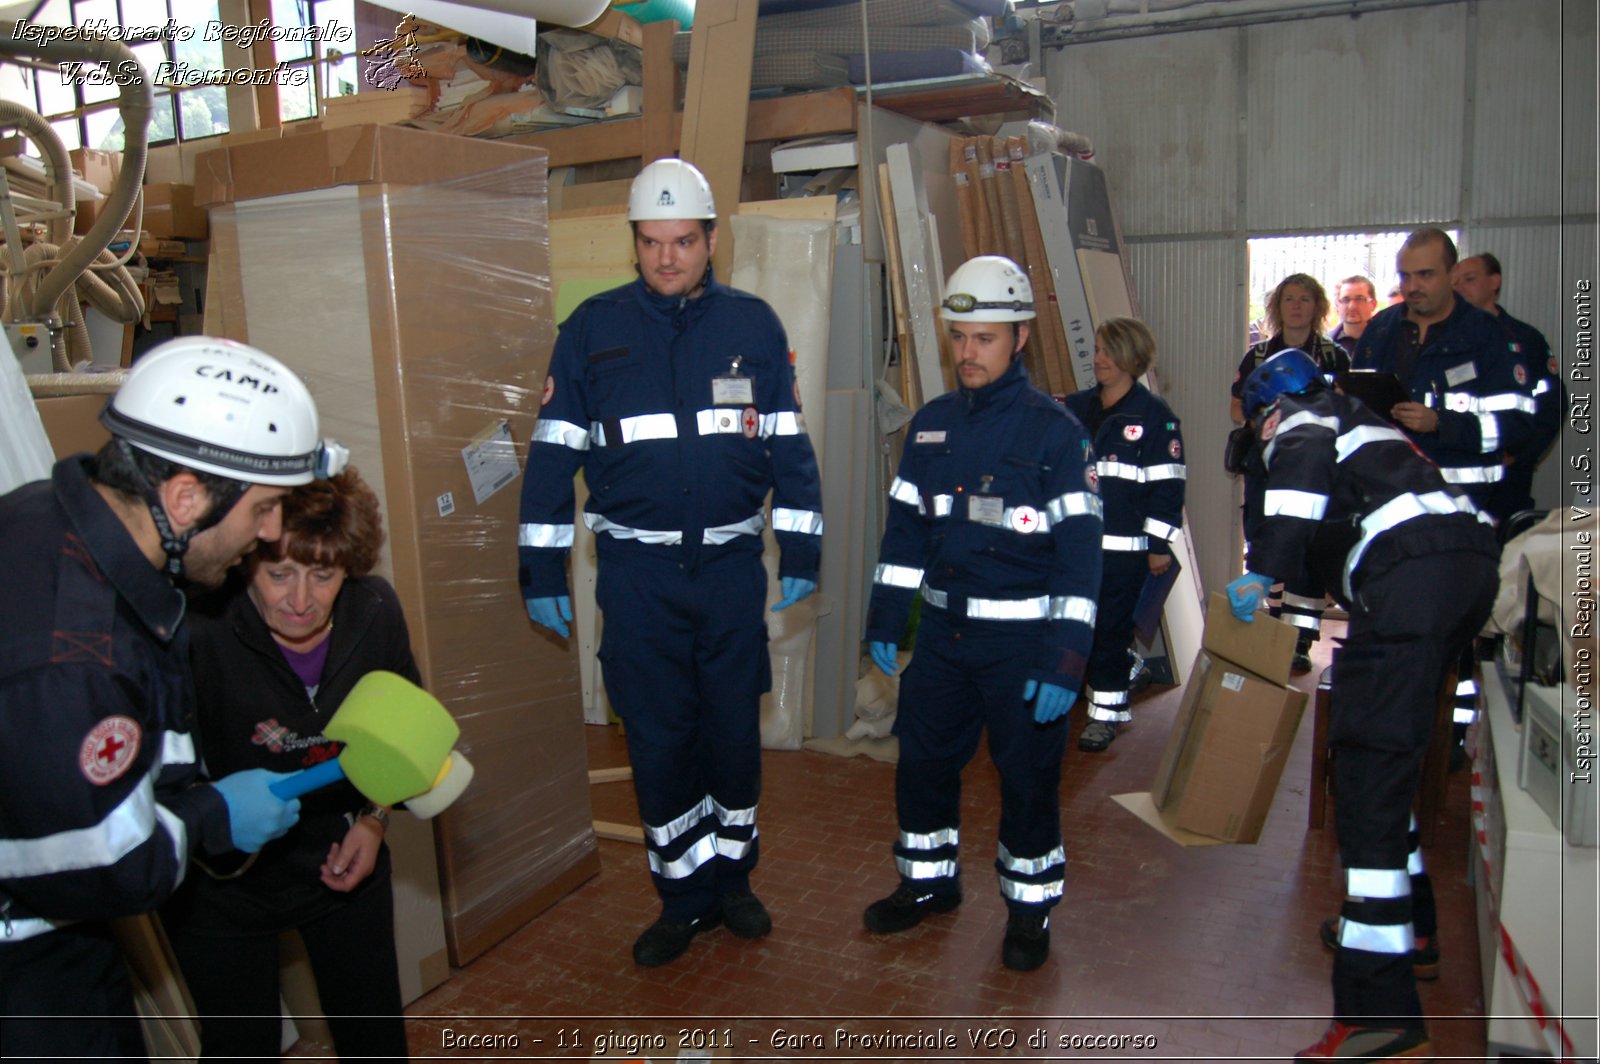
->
xmin=0 ymin=457 xmax=233 ymax=1059
xmin=517 ymin=271 xmax=822 ymax=922
xmin=1246 ymin=387 xmax=1498 ymax=1034
xmin=1063 ymin=382 xmax=1185 ymax=724
xmin=865 ymin=358 xmax=1103 ymax=915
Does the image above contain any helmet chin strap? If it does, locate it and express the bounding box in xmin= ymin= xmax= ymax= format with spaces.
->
xmin=114 ymin=439 xmax=247 ymax=579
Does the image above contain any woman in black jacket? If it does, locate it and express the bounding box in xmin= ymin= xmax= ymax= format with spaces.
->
xmin=163 ymin=466 xmax=414 ymax=1060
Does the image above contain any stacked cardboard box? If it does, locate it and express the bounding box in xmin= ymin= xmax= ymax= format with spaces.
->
xmin=1116 ymin=593 xmax=1309 ymax=845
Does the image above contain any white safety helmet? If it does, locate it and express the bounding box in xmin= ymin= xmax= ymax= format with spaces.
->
xmin=101 ymin=336 xmax=347 ymax=487
xmin=627 ymin=158 xmax=717 ymax=222
xmin=940 ymin=255 xmax=1036 ymax=323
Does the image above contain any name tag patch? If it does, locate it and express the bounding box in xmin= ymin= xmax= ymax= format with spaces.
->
xmin=1444 ymin=362 xmax=1477 ymax=387
xmin=713 ymin=376 xmax=755 ymax=405
xmin=915 ymin=430 xmax=947 ymax=444
xmin=968 ymin=495 xmax=1005 ymax=526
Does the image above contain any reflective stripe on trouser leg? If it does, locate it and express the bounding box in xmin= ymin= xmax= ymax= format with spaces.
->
xmin=1407 ymin=811 xmax=1436 ymax=940
xmin=893 ymin=611 xmax=1065 ymax=906
xmin=893 ymin=825 xmax=960 ymax=893
xmin=1085 ymin=554 xmax=1144 ymax=725
xmin=1453 ymin=646 xmax=1479 ymax=725
xmin=995 ymin=841 xmax=1064 ymax=908
xmin=598 ymin=551 xmax=769 ymax=920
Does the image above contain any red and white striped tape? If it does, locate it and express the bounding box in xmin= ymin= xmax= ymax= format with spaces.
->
xmin=1470 ymin=768 xmax=1579 ymax=1063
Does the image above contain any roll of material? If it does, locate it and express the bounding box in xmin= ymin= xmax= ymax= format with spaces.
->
xmin=405 ymin=0 xmax=611 ymax=56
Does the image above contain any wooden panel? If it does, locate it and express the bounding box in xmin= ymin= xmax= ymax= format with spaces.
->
xmin=680 ymin=0 xmax=760 ymax=279
xmin=640 ymin=18 xmax=680 ymax=166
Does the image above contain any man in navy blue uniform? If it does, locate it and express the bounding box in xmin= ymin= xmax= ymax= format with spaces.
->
xmin=1227 ymin=349 xmax=1499 ymax=1062
xmin=0 ymin=337 xmax=342 ymax=1058
xmin=518 ymin=158 xmax=823 ymax=968
xmin=1452 ymin=252 xmax=1564 ymax=520
xmin=1353 ymin=228 xmax=1538 ymax=526
xmin=1064 ymin=317 xmax=1185 ymax=751
xmin=861 ymin=255 xmax=1103 ymax=972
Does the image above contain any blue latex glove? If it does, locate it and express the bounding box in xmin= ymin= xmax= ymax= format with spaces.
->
xmin=212 ymin=768 xmax=301 ymax=854
xmin=771 ymin=576 xmax=817 ymax=612
xmin=1225 ymin=572 xmax=1275 ymax=622
xmin=526 ymin=594 xmax=572 ymax=637
xmin=1023 ymin=679 xmax=1077 ymax=724
xmin=869 ymin=640 xmax=899 ymax=677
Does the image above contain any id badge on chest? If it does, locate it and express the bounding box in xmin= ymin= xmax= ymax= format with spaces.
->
xmin=968 ymin=493 xmax=1005 ymax=527
xmin=712 ymin=356 xmax=755 ymax=406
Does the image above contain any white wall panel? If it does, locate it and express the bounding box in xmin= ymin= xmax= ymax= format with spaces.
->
xmin=1051 ymin=29 xmax=1240 ymax=238
xmin=1127 ymin=237 xmax=1246 ymax=597
xmin=1471 ymin=0 xmax=1577 ymax=220
xmin=1246 ymin=7 xmax=1468 ymax=231
xmin=1560 ymin=0 xmax=1600 ymax=218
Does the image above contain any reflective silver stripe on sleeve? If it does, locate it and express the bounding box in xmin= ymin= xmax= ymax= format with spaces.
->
xmin=1477 ymin=413 xmax=1500 ymax=453
xmin=696 ymin=409 xmax=746 ymax=436
xmin=771 ymin=507 xmax=823 ymax=536
xmin=1264 ymin=489 xmax=1328 ymax=520
xmin=1143 ymin=462 xmax=1187 ymax=481
xmin=0 ymin=914 xmax=76 ymax=941
xmin=898 ymin=827 xmax=958 ymax=850
xmin=761 ymin=411 xmax=802 ymax=438
xmin=999 ymin=878 xmax=1063 ymax=903
xmin=875 ymin=563 xmax=925 ymax=589
xmin=1335 ymin=424 xmax=1410 ymax=463
xmin=1347 ymin=867 xmax=1410 ymax=898
xmin=520 ymin=522 xmax=576 ymax=549
xmin=930 ymin=494 xmax=954 ymax=517
xmin=649 ymin=834 xmax=718 ymax=879
xmin=0 ymin=772 xmax=160 ymax=877
xmin=1438 ymin=464 xmax=1504 ymax=484
xmin=896 ymin=856 xmax=960 ymax=880
xmin=1103 ymin=533 xmax=1148 ymax=552
xmin=531 ymin=417 xmax=591 ymax=451
xmin=1342 ymin=489 xmax=1487 ymax=598
xmin=1097 ymin=459 xmax=1144 ymax=482
xmin=643 ymin=796 xmax=713 ymax=847
xmin=1046 ymin=491 xmax=1103 ymax=522
xmin=998 ymin=842 xmax=1065 ymax=876
xmin=1279 ymin=410 xmax=1341 ymax=436
xmin=1144 ymin=518 xmax=1178 ymax=541
xmin=1051 ymin=596 xmax=1097 ymax=625
xmin=1338 ymin=918 xmax=1414 ymax=955
xmin=156 ymin=804 xmax=187 ymax=887
xmin=1532 ymin=378 xmax=1551 ymax=397
xmin=584 ymin=513 xmax=682 ymax=545
xmin=703 ymin=513 xmax=766 ymax=544
xmin=889 ymin=477 xmax=922 ymax=510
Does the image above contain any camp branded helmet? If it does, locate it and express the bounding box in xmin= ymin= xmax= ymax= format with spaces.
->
xmin=102 ymin=336 xmax=346 ymax=486
xmin=940 ymin=255 xmax=1035 ymax=322
xmin=1242 ymin=347 xmax=1325 ymax=420
xmin=627 ymin=158 xmax=717 ymax=222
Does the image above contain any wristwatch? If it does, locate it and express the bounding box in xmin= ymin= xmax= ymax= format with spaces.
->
xmin=359 ymin=802 xmax=390 ymax=829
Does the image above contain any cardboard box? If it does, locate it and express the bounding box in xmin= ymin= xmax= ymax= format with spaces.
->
xmin=141 ymin=183 xmax=208 ymax=240
xmin=29 ymin=387 xmax=117 ymax=459
xmin=192 ymin=123 xmax=542 ymax=207
xmin=70 ymin=147 xmax=122 ymax=193
xmin=1114 ymin=594 xmax=1308 ymax=845
xmin=320 ymin=87 xmax=430 ymax=128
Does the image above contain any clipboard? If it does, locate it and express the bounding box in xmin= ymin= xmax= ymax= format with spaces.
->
xmin=1336 ymin=370 xmax=1409 ymax=422
xmin=1133 ymin=557 xmax=1182 ymax=644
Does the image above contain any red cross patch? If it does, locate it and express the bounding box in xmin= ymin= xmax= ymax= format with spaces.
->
xmin=80 ymin=715 xmax=141 ymax=785
xmin=1260 ymin=408 xmax=1281 ymax=441
xmin=741 ymin=406 xmax=760 ymax=439
xmin=1085 ymin=466 xmax=1099 ymax=492
xmin=1010 ymin=505 xmax=1041 ymax=533
xmin=541 ymin=375 xmax=555 ymax=406
xmin=1512 ymin=363 xmax=1527 ymax=386
xmin=1169 ymin=438 xmax=1182 ymax=459
xmin=1123 ymin=424 xmax=1144 ymax=442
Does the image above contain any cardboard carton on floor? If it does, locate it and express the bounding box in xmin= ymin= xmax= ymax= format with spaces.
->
xmin=1114 ymin=593 xmax=1308 ymax=845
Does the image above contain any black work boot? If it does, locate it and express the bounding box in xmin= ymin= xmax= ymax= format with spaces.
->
xmin=632 ymin=908 xmax=720 ymax=967
xmin=720 ymin=892 xmax=772 ymax=939
xmin=1001 ymin=909 xmax=1050 ymax=971
xmin=862 ymin=883 xmax=961 ymax=933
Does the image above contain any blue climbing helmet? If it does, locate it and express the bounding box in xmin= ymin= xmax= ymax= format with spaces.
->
xmin=1242 ymin=347 xmax=1324 ymax=420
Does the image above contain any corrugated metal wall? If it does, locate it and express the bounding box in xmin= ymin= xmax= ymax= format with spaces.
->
xmin=1047 ymin=0 xmax=1598 ymax=598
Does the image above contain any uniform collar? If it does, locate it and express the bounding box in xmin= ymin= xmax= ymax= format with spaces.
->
xmin=632 ymin=265 xmax=722 ymax=322
xmin=54 ymin=455 xmax=186 ymax=643
xmin=959 ymin=355 xmax=1029 ymax=412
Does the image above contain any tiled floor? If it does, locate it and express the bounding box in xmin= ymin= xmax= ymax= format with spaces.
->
xmin=305 ymin=622 xmax=1490 ymax=1060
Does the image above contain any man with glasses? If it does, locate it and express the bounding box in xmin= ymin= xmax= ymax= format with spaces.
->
xmin=1330 ymin=275 xmax=1378 ymax=357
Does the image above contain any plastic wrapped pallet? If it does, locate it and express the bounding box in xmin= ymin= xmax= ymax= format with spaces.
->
xmin=195 ymin=125 xmax=598 ymax=973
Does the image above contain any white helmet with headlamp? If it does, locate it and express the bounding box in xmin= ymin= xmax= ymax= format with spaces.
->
xmin=940 ymin=255 xmax=1036 ymax=323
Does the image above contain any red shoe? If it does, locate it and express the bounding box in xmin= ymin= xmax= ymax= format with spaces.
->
xmin=1296 ymin=1022 xmax=1433 ymax=1060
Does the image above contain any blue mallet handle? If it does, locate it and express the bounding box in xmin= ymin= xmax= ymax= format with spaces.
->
xmin=269 ymin=758 xmax=347 ymax=800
